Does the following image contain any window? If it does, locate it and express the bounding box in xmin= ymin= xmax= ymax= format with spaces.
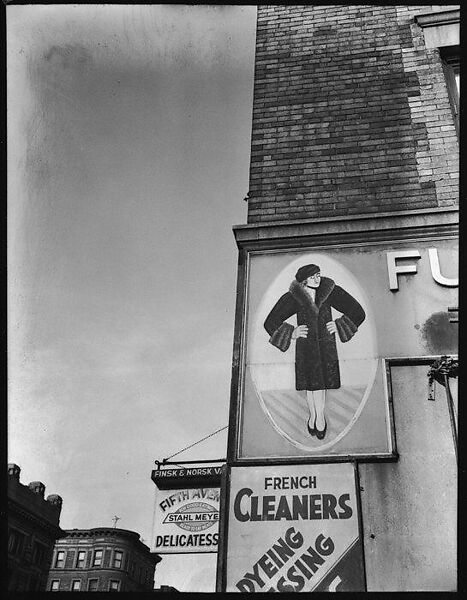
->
xmin=92 ymin=549 xmax=103 ymax=567
xmin=109 ymin=580 xmax=120 ymax=592
xmin=71 ymin=580 xmax=81 ymax=591
xmin=8 ymin=529 xmax=25 ymax=557
xmin=415 ymin=9 xmax=459 ymax=49
xmin=50 ymin=580 xmax=60 ymax=591
xmin=88 ymin=579 xmax=98 ymax=592
xmin=76 ymin=550 xmax=86 ymax=568
xmin=8 ymin=567 xmax=16 ymax=591
xmin=440 ymin=47 xmax=460 ymax=136
xmin=16 ymin=572 xmax=30 ymax=591
xmin=32 ymin=542 xmax=46 ymax=566
xmin=113 ymin=550 xmax=123 ymax=569
xmin=29 ymin=576 xmax=40 ymax=591
xmin=55 ymin=550 xmax=65 ymax=568
xmin=415 ymin=9 xmax=459 ymax=138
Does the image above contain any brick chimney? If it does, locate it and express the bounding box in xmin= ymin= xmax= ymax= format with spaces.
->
xmin=47 ymin=494 xmax=63 ymax=509
xmin=28 ymin=481 xmax=46 ymax=498
xmin=8 ymin=463 xmax=21 ymax=480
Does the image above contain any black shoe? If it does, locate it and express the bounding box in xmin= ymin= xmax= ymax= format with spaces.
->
xmin=307 ymin=418 xmax=316 ymax=436
xmin=316 ymin=418 xmax=327 ymax=440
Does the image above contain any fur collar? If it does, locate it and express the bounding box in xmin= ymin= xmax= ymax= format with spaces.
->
xmin=289 ymin=276 xmax=335 ymax=314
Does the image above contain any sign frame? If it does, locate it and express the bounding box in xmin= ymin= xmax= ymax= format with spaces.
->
xmin=151 ymin=485 xmax=220 ymax=555
xmin=151 ymin=465 xmax=222 ymax=490
xmin=216 ymin=462 xmax=367 ymax=592
xmin=226 ymin=220 xmax=457 ymax=465
xmin=384 ymin=354 xmax=458 ymax=456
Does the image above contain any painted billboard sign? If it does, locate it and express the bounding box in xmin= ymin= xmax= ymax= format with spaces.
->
xmin=235 ymin=240 xmax=458 ymax=460
xmin=225 ymin=464 xmax=365 ymax=592
xmin=152 ymin=487 xmax=220 ymax=554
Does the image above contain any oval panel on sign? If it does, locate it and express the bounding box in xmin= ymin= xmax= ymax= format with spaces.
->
xmin=247 ymin=253 xmax=378 ymax=452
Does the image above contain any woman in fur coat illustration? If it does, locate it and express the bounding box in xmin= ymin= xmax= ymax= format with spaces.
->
xmin=264 ymin=264 xmax=365 ymax=440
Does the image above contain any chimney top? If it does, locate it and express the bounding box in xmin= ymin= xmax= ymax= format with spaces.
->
xmin=28 ymin=481 xmax=46 ymax=497
xmin=8 ymin=464 xmax=21 ymax=480
xmin=47 ymin=494 xmax=63 ymax=508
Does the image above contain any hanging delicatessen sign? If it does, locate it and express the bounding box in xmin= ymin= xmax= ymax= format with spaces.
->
xmin=151 ymin=466 xmax=221 ymax=554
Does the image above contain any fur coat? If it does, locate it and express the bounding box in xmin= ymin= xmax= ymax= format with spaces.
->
xmin=264 ymin=276 xmax=365 ymax=391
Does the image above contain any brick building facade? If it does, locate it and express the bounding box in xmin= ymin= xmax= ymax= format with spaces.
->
xmin=46 ymin=528 xmax=162 ymax=592
xmin=247 ymin=5 xmax=459 ymax=222
xmin=220 ymin=5 xmax=458 ymax=592
xmin=7 ymin=464 xmax=63 ymax=592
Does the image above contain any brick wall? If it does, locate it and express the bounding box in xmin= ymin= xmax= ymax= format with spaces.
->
xmin=7 ymin=466 xmax=63 ymax=591
xmin=247 ymin=5 xmax=459 ymax=223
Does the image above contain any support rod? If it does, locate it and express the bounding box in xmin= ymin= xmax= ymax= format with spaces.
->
xmin=155 ymin=458 xmax=226 ymax=466
xmin=443 ymin=373 xmax=457 ymax=463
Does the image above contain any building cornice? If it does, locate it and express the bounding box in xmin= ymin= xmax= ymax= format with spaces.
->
xmin=8 ymin=499 xmax=64 ymax=538
xmin=59 ymin=529 xmax=161 ymax=563
xmin=64 ymin=527 xmax=139 ymax=538
xmin=233 ymin=207 xmax=458 ymax=250
xmin=415 ymin=9 xmax=460 ymax=28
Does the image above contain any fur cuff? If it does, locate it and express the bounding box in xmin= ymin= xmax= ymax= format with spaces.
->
xmin=269 ymin=322 xmax=294 ymax=352
xmin=335 ymin=315 xmax=358 ymax=342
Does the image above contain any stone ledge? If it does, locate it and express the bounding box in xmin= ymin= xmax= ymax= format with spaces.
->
xmin=415 ymin=9 xmax=460 ymax=28
xmin=233 ymin=207 xmax=458 ymax=249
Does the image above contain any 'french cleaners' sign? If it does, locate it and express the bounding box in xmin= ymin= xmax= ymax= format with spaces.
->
xmin=225 ymin=464 xmax=365 ymax=591
xmin=152 ymin=487 xmax=220 ymax=554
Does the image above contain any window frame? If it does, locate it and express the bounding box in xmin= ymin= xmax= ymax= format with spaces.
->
xmin=32 ymin=541 xmax=46 ymax=566
xmin=76 ymin=550 xmax=86 ymax=568
xmin=8 ymin=529 xmax=26 ymax=557
xmin=109 ymin=579 xmax=121 ymax=592
xmin=71 ymin=579 xmax=81 ymax=591
xmin=92 ymin=548 xmax=103 ymax=567
xmin=50 ymin=580 xmax=60 ymax=591
xmin=55 ymin=550 xmax=66 ymax=568
xmin=29 ymin=575 xmax=40 ymax=591
xmin=113 ymin=549 xmax=123 ymax=569
xmin=88 ymin=578 xmax=99 ymax=592
xmin=439 ymin=45 xmax=460 ymax=138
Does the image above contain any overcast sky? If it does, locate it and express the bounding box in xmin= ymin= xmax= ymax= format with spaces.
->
xmin=7 ymin=4 xmax=257 ymax=590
